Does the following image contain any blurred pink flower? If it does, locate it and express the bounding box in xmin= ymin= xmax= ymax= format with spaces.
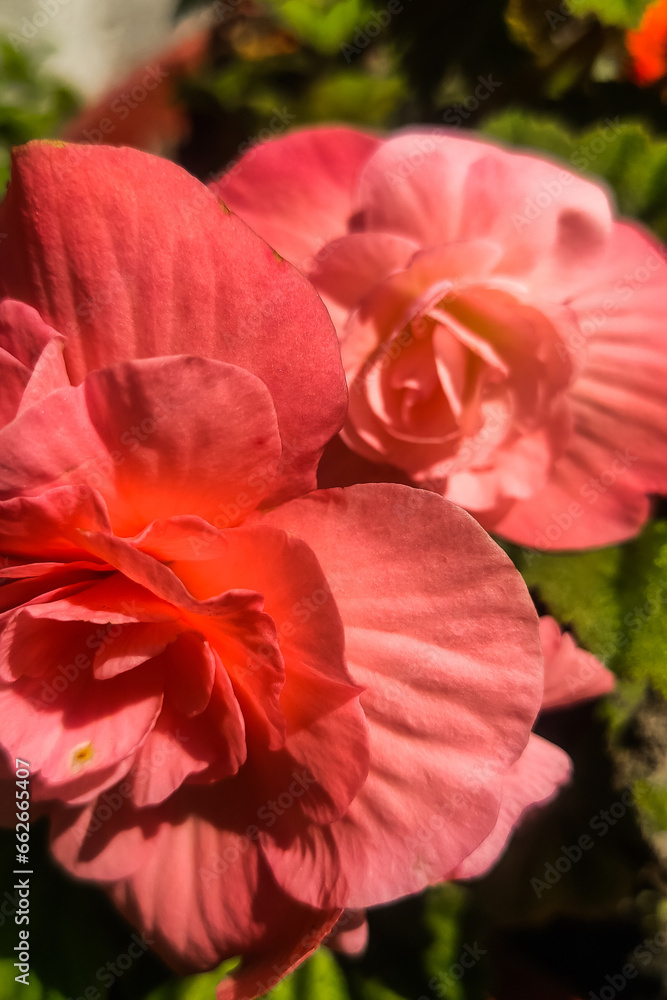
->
xmin=214 ymin=127 xmax=667 ymax=550
xmin=0 ymin=142 xmax=568 ymax=998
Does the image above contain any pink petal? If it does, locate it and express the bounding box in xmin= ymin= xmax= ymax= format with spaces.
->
xmin=0 ymin=357 xmax=283 ymax=536
xmin=356 ymin=132 xmax=612 ymax=274
xmin=0 ymin=486 xmax=112 ymax=561
xmin=539 ymin=616 xmax=614 ymax=710
xmin=0 ymin=615 xmax=94 ymax=681
xmin=214 ymin=127 xmax=381 ymax=271
xmin=259 ymin=823 xmax=346 ymax=911
xmin=0 ymin=662 xmax=163 ymax=798
xmin=488 ymin=430 xmax=650 ymax=549
xmin=128 ymin=705 xmax=220 ymax=808
xmin=450 ymin=734 xmax=571 ymax=879
xmin=567 ymin=223 xmax=667 ymax=494
xmin=258 ymin=483 xmax=544 ymax=906
xmin=94 ymin=622 xmax=183 ymax=680
xmin=310 ymin=232 xmax=420 ymax=334
xmin=0 ymin=141 xmax=347 ymax=501
xmin=0 ymin=299 xmax=69 ymax=427
xmin=55 ymin=789 xmax=340 ymax=996
xmin=77 ymin=530 xmax=287 ymax=751
xmin=168 ymin=520 xmax=370 ymax=824
xmin=326 ymin=909 xmax=369 ymax=957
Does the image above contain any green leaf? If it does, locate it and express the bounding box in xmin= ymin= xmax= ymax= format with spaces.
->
xmin=264 ymin=948 xmax=350 ymax=999
xmin=509 ymin=523 xmax=667 ymax=868
xmin=0 ymin=822 xmax=168 ymax=1000
xmin=143 ymin=959 xmax=239 ymax=1000
xmin=566 ymin=0 xmax=651 ymax=28
xmin=422 ymin=885 xmax=468 ymax=1000
xmin=144 ymin=949 xmax=351 ymax=1000
xmin=513 ymin=521 xmax=667 ymax=693
xmin=303 ymin=69 xmax=404 ymax=125
xmin=267 ymin=0 xmax=375 ymax=54
xmin=0 ymin=39 xmax=79 ymax=191
xmin=347 ymin=977 xmax=409 ymax=1000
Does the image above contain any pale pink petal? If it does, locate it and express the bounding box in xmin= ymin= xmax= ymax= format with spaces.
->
xmin=326 ymin=909 xmax=369 ymax=957
xmin=449 ymin=734 xmax=571 ymax=879
xmin=488 ymin=432 xmax=649 ymax=549
xmin=356 ymin=131 xmax=612 ymax=274
xmin=539 ymin=616 xmax=614 ymax=710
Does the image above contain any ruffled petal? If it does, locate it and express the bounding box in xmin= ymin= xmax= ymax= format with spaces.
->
xmin=0 ymin=141 xmax=347 ymax=501
xmin=0 ymin=357 xmax=284 ymax=536
xmin=53 ymin=788 xmax=340 ymax=997
xmin=356 ymin=131 xmax=612 ymax=274
xmin=258 ymin=483 xmax=544 ymax=906
xmin=213 ymin=127 xmax=381 ymax=271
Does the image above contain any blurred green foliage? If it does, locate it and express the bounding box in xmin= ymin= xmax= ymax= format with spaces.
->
xmin=0 ymin=41 xmax=78 ymax=192
xmin=484 ymin=110 xmax=667 ymax=239
xmin=511 ymin=522 xmax=667 ymax=875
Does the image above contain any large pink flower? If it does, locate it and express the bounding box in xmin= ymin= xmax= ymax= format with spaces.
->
xmin=213 ymin=127 xmax=667 ymax=551
xmin=0 ymin=142 xmax=569 ymax=999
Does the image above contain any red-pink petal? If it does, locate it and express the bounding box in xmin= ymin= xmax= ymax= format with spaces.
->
xmin=258 ymin=483 xmax=544 ymax=906
xmin=214 ymin=127 xmax=381 ymax=271
xmin=0 ymin=663 xmax=162 ymax=798
xmin=0 ymin=141 xmax=347 ymax=501
xmin=0 ymin=486 xmax=112 ymax=561
xmin=168 ymin=520 xmax=369 ymax=824
xmin=0 ymin=299 xmax=69 ymax=428
xmin=54 ymin=789 xmax=340 ymax=996
xmin=0 ymin=357 xmax=283 ymax=536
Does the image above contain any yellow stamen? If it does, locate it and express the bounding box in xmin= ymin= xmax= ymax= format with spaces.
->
xmin=71 ymin=742 xmax=95 ymax=769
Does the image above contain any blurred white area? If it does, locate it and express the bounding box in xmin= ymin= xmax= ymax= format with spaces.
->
xmin=0 ymin=0 xmax=208 ymax=97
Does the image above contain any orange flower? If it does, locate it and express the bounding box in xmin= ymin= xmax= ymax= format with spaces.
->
xmin=626 ymin=0 xmax=667 ymax=85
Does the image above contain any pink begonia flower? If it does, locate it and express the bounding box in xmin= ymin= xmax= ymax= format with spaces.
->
xmin=0 ymin=142 xmax=570 ymax=999
xmin=213 ymin=127 xmax=667 ymax=551
xmin=328 ymin=614 xmax=614 ymax=956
